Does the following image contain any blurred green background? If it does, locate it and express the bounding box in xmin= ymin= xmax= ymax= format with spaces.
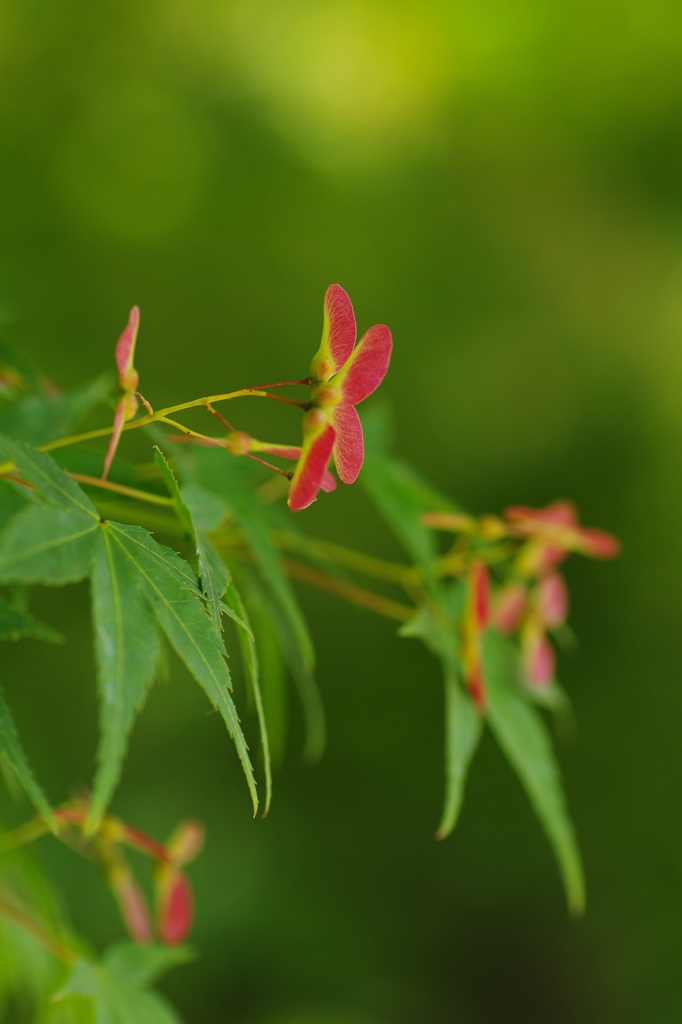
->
xmin=1 ymin=1 xmax=680 ymax=1021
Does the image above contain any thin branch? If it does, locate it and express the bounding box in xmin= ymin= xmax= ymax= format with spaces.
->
xmin=273 ymin=531 xmax=418 ymax=587
xmin=0 ymin=819 xmax=51 ymax=854
xmin=281 ymin=558 xmax=414 ymax=623
xmin=68 ymin=473 xmax=175 ymax=508
xmin=0 ymin=893 xmax=75 ymax=965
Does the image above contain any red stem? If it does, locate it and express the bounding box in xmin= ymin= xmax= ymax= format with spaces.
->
xmin=250 ymin=377 xmax=311 ymax=389
xmin=262 ymin=393 xmax=310 ymax=409
xmin=245 ymin=453 xmax=294 ymax=478
xmin=0 ymin=473 xmax=34 ymax=489
xmin=205 ymin=405 xmax=236 ymax=432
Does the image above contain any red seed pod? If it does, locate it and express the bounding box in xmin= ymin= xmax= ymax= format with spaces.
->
xmin=537 ymin=573 xmax=569 ymax=629
xmin=522 ymin=625 xmax=555 ymax=688
xmin=155 ymin=862 xmax=194 ymax=946
xmin=470 ymin=563 xmax=491 ymax=632
xmin=289 ymin=285 xmax=392 ymax=510
xmin=492 ymin=582 xmax=528 ymax=634
xmin=505 ymin=500 xmax=620 ymax=568
xmin=115 ymin=306 xmax=140 ymax=392
xmin=108 ymin=862 xmax=152 ymax=944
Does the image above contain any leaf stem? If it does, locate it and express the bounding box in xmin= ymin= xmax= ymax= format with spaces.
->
xmin=0 ymin=892 xmax=75 ymax=965
xmin=273 ymin=531 xmax=419 ymax=587
xmin=155 ymin=416 xmax=216 ymax=441
xmin=2 ymin=386 xmax=299 ymax=467
xmin=250 ymin=377 xmax=311 ymax=389
xmin=68 ymin=473 xmax=175 ymax=508
xmin=132 ymin=388 xmax=282 ymax=423
xmin=280 ymin=558 xmax=414 ymax=623
xmin=0 ymin=818 xmax=51 ymax=853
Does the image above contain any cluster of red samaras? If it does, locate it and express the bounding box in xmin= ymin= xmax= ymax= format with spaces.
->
xmin=425 ymin=501 xmax=620 ymax=707
xmin=287 ymin=284 xmax=393 ymax=510
xmin=55 ymin=805 xmax=203 ymax=945
xmin=103 ymin=286 xmax=392 ymax=508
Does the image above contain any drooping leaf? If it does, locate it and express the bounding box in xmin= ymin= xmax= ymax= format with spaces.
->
xmin=224 ymin=578 xmax=272 ymax=815
xmin=87 ymin=529 xmax=160 ymax=832
xmin=437 ymin=665 xmax=482 ymax=839
xmin=287 ymin=647 xmax=325 ymax=764
xmin=55 ymin=943 xmax=190 ymax=1024
xmin=261 ymin=589 xmax=323 ymax=765
xmin=401 ymin=597 xmax=482 ymax=837
xmin=232 ymin=505 xmax=314 ymax=670
xmin=362 ymin=416 xmax=458 ymax=597
xmin=0 ymin=440 xmax=258 ymax=818
xmin=154 ymin=450 xmax=251 ymax=640
xmin=185 ymin=449 xmax=314 ymax=672
xmin=248 ymin=596 xmax=288 ymax=767
xmin=0 ymin=597 xmax=62 ymax=643
xmin=484 ymin=632 xmax=585 ymax=914
xmin=361 ymin=456 xmax=440 ymax=593
xmin=0 ymin=690 xmax=54 ymax=827
xmin=155 ymin=458 xmax=232 ymax=634
xmin=104 ymin=522 xmax=257 ymax=815
xmin=525 ymin=676 xmax=577 ymax=739
xmin=239 ymin=567 xmax=324 ymax=763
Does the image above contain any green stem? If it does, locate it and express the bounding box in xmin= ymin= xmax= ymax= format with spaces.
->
xmin=155 ymin=415 xmax=216 ymax=441
xmin=0 ymin=818 xmax=51 ymax=854
xmin=279 ymin=558 xmax=415 ymax=623
xmin=0 ymin=893 xmax=75 ymax=965
xmin=273 ymin=531 xmax=419 ymax=586
xmin=211 ymin=528 xmax=415 ymax=622
xmin=147 ymin=388 xmax=272 ymax=418
xmin=69 ymin=472 xmax=175 ymax=508
xmin=31 ymin=387 xmax=279 ymax=461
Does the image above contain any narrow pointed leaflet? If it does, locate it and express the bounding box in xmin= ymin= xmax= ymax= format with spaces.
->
xmin=0 ymin=439 xmax=258 ymax=822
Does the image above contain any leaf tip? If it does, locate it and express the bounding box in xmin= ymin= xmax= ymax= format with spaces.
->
xmin=569 ymin=889 xmax=586 ymax=919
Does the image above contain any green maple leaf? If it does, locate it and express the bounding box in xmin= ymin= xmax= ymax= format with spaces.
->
xmin=87 ymin=526 xmax=160 ymax=829
xmin=401 ymin=599 xmax=482 ymax=839
xmin=0 ymin=689 xmax=55 ymax=827
xmin=55 ymin=942 xmax=191 ymax=1024
xmin=184 ymin=448 xmax=314 ymax=671
xmin=0 ymin=596 xmax=62 ymax=643
xmin=0 ymin=436 xmax=258 ymax=829
xmin=484 ymin=633 xmax=585 ymax=914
